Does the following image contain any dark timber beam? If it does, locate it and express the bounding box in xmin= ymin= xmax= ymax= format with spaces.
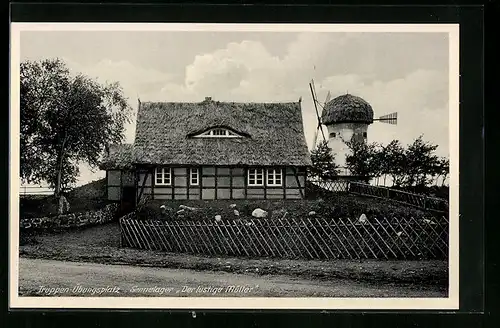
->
xmin=292 ymin=166 xmax=305 ymax=199
xmin=137 ymin=167 xmax=151 ymax=205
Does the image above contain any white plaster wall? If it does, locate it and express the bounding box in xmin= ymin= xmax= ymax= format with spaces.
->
xmin=325 ymin=123 xmax=369 ymax=174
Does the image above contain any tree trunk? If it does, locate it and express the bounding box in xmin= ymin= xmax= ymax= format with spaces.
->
xmin=55 ymin=152 xmax=65 ymax=214
xmin=55 ymin=135 xmax=68 ymax=214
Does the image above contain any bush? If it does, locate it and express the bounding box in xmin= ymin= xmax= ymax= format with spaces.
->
xmin=135 ymin=196 xmax=430 ymax=223
xmin=393 ymin=185 xmax=449 ymax=199
xmin=67 ymin=178 xmax=106 ymax=199
xmin=20 ymin=194 xmax=113 ymax=219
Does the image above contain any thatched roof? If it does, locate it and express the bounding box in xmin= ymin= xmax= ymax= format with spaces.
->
xmin=321 ymin=94 xmax=374 ymax=125
xmin=99 ymin=144 xmax=134 ymax=170
xmin=104 ymin=98 xmax=312 ymax=168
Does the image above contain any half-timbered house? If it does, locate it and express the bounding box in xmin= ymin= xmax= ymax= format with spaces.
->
xmin=100 ymin=97 xmax=312 ymax=205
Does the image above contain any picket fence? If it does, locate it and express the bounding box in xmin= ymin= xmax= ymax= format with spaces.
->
xmin=119 ymin=215 xmax=448 ymax=260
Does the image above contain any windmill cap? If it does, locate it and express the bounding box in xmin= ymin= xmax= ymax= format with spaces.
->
xmin=321 ymin=94 xmax=374 ymax=124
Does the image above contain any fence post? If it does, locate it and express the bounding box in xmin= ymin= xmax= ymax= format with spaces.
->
xmin=120 ymin=220 xmax=123 ymax=247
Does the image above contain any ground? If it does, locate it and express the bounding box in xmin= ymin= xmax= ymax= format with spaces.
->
xmin=18 ymin=180 xmax=448 ymax=298
xmin=19 ymin=258 xmax=446 ymax=297
xmin=19 ymin=178 xmax=109 ymax=219
xmin=19 ymin=222 xmax=448 ymax=297
xmin=138 ymin=194 xmax=432 ymax=222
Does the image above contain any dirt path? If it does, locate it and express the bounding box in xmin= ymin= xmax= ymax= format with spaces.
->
xmin=19 ymin=258 xmax=446 ymax=298
xmin=20 ymin=223 xmax=449 ymax=288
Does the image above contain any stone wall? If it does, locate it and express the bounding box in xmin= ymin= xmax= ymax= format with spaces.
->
xmin=20 ymin=203 xmax=120 ymax=231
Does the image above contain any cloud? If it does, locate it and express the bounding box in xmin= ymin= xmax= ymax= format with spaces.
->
xmin=156 ymin=35 xmax=449 ymax=157
xmin=45 ymin=32 xmax=449 ymax=185
xmin=62 ymin=58 xmax=179 ymax=144
xmin=315 ymin=69 xmax=449 ymax=156
xmin=63 ymin=57 xmax=173 ymax=103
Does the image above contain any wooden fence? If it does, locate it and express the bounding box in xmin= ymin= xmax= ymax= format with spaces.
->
xmin=349 ymin=182 xmax=449 ymax=213
xmin=119 ymin=216 xmax=448 ymax=260
xmin=307 ymin=178 xmax=351 ymax=193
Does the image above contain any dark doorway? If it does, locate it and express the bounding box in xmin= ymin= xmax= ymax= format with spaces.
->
xmin=121 ymin=186 xmax=136 ymax=213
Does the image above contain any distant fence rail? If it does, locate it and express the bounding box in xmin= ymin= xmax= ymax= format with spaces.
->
xmin=20 ymin=185 xmax=75 ymax=197
xmin=20 ymin=186 xmax=54 ymax=196
xmin=349 ymin=182 xmax=449 ymax=213
xmin=307 ymin=178 xmax=351 ymax=193
xmin=120 ymin=216 xmax=449 ymax=260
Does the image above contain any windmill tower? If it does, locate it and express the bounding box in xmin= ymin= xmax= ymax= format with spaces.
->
xmin=309 ymin=80 xmax=397 ymax=176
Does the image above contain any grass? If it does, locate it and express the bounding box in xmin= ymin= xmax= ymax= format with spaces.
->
xmin=18 ymin=178 xmax=448 ymax=289
xmin=20 ymin=222 xmax=448 ymax=288
xmin=137 ymin=193 xmax=432 ymax=222
xmin=394 ymin=185 xmax=449 ymax=199
xmin=19 ymin=178 xmax=112 ymax=219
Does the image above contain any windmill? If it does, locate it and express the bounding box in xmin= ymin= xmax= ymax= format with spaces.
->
xmin=309 ymin=79 xmax=398 ymax=150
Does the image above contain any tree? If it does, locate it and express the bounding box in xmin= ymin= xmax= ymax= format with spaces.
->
xmin=310 ymin=140 xmax=339 ymax=179
xmin=403 ymin=135 xmax=440 ymax=188
xmin=20 ymin=58 xmax=132 ymax=208
xmin=344 ymin=139 xmax=381 ymax=182
xmin=383 ymin=140 xmax=407 ymax=187
xmin=435 ymin=157 xmax=450 ymax=186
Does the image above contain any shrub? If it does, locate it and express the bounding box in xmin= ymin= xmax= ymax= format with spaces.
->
xmin=134 ymin=196 xmax=431 ymax=223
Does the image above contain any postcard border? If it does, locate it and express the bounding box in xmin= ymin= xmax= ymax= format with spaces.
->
xmin=9 ymin=22 xmax=460 ymax=310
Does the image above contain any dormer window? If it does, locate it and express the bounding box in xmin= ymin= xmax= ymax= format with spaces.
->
xmin=191 ymin=127 xmax=245 ymax=138
xmin=211 ymin=128 xmax=229 ymax=136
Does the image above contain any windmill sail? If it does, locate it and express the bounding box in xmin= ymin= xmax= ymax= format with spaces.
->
xmin=324 ymin=90 xmax=331 ymax=104
xmin=311 ymin=91 xmax=331 ymax=148
xmin=375 ymin=112 xmax=398 ymax=125
xmin=310 ymin=80 xmax=326 ymax=148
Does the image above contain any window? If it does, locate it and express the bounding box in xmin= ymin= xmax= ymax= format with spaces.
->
xmin=363 ymin=132 xmax=367 ymax=138
xmin=330 ymin=132 xmax=336 ymax=138
xmin=191 ymin=128 xmax=244 ymax=138
xmin=190 ymin=168 xmax=199 ymax=185
xmin=155 ymin=167 xmax=171 ymax=185
xmin=248 ymin=168 xmax=264 ymax=186
xmin=211 ymin=129 xmax=228 ymax=136
xmin=267 ymin=169 xmax=282 ymax=186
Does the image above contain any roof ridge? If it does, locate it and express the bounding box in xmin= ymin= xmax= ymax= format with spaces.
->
xmin=140 ymin=100 xmax=301 ymax=105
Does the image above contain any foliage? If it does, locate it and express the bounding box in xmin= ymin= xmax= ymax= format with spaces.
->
xmin=344 ymin=139 xmax=382 ymax=182
xmin=344 ymin=135 xmax=449 ymax=188
xmin=136 ymin=196 xmax=429 ymax=223
xmin=435 ymin=157 xmax=450 ymax=187
xmin=383 ymin=140 xmax=407 ymax=187
xmin=67 ymin=178 xmax=106 ymax=199
xmin=20 ymin=58 xmax=132 ymax=196
xmin=19 ymin=194 xmax=112 ymax=219
xmin=309 ymin=140 xmax=339 ymax=179
xmin=404 ymin=136 xmax=441 ymax=187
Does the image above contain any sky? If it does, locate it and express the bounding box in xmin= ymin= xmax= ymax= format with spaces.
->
xmin=20 ymin=30 xmax=450 ymax=186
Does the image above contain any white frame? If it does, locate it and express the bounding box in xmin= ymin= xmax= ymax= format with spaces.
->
xmin=9 ymin=22 xmax=459 ymax=312
xmin=266 ymin=168 xmax=283 ymax=186
xmin=247 ymin=168 xmax=264 ymax=186
xmin=155 ymin=167 xmax=171 ymax=186
xmin=190 ymin=167 xmax=199 ymax=186
xmin=210 ymin=128 xmax=228 ymax=136
xmin=192 ymin=127 xmax=244 ymax=138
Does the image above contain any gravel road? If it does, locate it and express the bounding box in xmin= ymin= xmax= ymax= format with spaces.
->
xmin=19 ymin=258 xmax=446 ymax=298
